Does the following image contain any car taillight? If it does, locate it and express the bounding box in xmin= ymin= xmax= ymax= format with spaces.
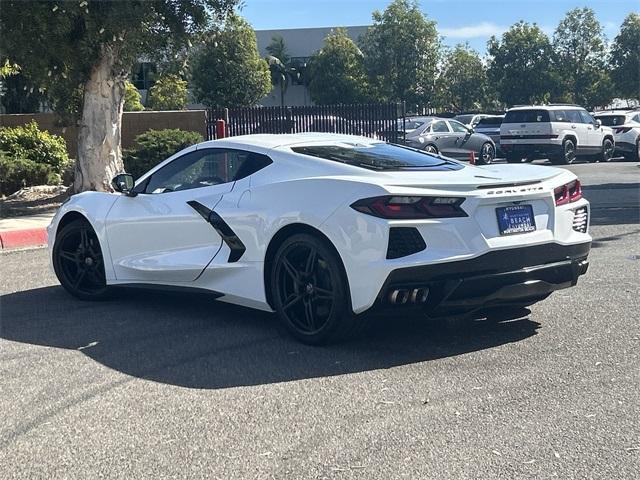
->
xmin=554 ymin=180 xmax=582 ymax=206
xmin=351 ymin=196 xmax=467 ymax=219
xmin=615 ymin=127 xmax=632 ymax=134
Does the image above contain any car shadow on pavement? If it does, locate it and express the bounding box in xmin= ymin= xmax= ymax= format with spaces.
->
xmin=1 ymin=286 xmax=540 ymax=390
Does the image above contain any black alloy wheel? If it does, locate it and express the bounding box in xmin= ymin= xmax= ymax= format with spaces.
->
xmin=601 ymin=138 xmax=615 ymax=162
xmin=271 ymin=233 xmax=355 ymax=344
xmin=53 ymin=219 xmax=110 ymax=300
xmin=477 ymin=142 xmax=495 ymax=165
xmin=552 ymin=138 xmax=576 ymax=165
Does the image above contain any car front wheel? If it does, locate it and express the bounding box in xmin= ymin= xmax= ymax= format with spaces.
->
xmin=53 ymin=218 xmax=110 ymax=300
xmin=477 ymin=142 xmax=495 ymax=165
xmin=271 ymin=233 xmax=357 ymax=344
xmin=600 ymin=138 xmax=615 ymax=162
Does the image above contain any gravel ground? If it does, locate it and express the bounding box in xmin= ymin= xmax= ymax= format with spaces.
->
xmin=1 ymin=162 xmax=638 ymax=479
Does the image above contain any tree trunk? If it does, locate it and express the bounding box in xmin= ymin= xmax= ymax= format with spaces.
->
xmin=74 ymin=46 xmax=126 ymax=192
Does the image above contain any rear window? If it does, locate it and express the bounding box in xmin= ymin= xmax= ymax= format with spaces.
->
xmin=291 ymin=143 xmax=463 ymax=171
xmin=595 ymin=115 xmax=627 ymax=126
xmin=454 ymin=114 xmax=474 ymax=124
xmin=504 ymin=110 xmax=550 ymax=123
xmin=400 ymin=119 xmax=426 ymax=131
xmin=476 ymin=117 xmax=503 ymax=127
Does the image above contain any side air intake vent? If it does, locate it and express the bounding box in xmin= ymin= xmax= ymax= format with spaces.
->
xmin=387 ymin=227 xmax=426 ymax=259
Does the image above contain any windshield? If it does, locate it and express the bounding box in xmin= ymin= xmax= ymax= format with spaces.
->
xmin=454 ymin=115 xmax=474 ymax=124
xmin=291 ymin=143 xmax=463 ymax=171
xmin=595 ymin=115 xmax=627 ymax=126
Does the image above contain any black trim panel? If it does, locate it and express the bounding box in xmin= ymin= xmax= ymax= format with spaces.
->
xmin=187 ymin=200 xmax=246 ymax=263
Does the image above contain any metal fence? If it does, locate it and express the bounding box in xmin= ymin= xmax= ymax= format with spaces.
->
xmin=206 ymin=103 xmax=404 ymax=143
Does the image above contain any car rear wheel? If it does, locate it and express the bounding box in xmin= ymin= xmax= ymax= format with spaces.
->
xmin=600 ymin=138 xmax=615 ymax=162
xmin=551 ymin=138 xmax=576 ymax=165
xmin=271 ymin=233 xmax=357 ymax=345
xmin=477 ymin=142 xmax=495 ymax=165
xmin=53 ymin=218 xmax=110 ymax=300
xmin=625 ymin=138 xmax=640 ymax=161
xmin=424 ymin=144 xmax=438 ymax=154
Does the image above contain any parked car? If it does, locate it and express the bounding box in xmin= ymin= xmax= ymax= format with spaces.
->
xmin=500 ymin=105 xmax=615 ymax=164
xmin=49 ymin=133 xmax=591 ymax=344
xmin=593 ymin=109 xmax=640 ymax=161
xmin=403 ymin=117 xmax=497 ymax=164
xmin=473 ymin=115 xmax=504 ymax=156
xmin=453 ymin=113 xmax=490 ymax=128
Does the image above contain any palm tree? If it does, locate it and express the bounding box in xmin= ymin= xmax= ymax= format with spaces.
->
xmin=265 ymin=35 xmax=292 ymax=107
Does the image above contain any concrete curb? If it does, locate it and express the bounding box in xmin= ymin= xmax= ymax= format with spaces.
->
xmin=0 ymin=227 xmax=48 ymax=250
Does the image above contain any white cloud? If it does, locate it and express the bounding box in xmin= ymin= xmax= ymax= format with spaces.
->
xmin=440 ymin=22 xmax=506 ymax=39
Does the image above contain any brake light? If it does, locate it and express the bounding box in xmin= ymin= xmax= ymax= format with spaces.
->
xmin=351 ymin=196 xmax=467 ymax=219
xmin=554 ymin=180 xmax=582 ymax=206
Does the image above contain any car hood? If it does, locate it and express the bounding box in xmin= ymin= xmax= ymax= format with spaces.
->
xmin=374 ymin=163 xmax=566 ymax=191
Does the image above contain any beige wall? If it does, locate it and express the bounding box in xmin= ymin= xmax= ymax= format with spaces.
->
xmin=0 ymin=110 xmax=208 ymax=158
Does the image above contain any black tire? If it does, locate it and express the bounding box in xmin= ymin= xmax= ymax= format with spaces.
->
xmin=53 ymin=218 xmax=111 ymax=301
xmin=270 ymin=233 xmax=357 ymax=345
xmin=506 ymin=153 xmax=523 ymax=163
xmin=551 ymin=138 xmax=576 ymax=165
xmin=477 ymin=142 xmax=495 ymax=165
xmin=424 ymin=144 xmax=439 ymax=154
xmin=625 ymin=138 xmax=640 ymax=162
xmin=601 ymin=138 xmax=615 ymax=162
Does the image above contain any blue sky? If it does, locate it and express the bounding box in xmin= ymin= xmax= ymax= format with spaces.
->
xmin=240 ymin=0 xmax=639 ymax=52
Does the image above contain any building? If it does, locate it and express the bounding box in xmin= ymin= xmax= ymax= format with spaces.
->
xmin=255 ymin=25 xmax=370 ymax=107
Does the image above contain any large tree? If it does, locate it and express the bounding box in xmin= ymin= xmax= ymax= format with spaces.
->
xmin=553 ymin=7 xmax=612 ymax=108
xmin=487 ymin=22 xmax=557 ymax=106
xmin=0 ymin=0 xmax=236 ymax=192
xmin=265 ymin=35 xmax=292 ymax=107
xmin=609 ymin=13 xmax=640 ymax=101
xmin=190 ymin=15 xmax=271 ymax=108
xmin=435 ymin=44 xmax=487 ymax=112
xmin=360 ymin=0 xmax=440 ymax=106
xmin=307 ymin=28 xmax=369 ymax=105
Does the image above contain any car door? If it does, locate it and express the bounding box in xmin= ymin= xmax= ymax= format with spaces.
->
xmin=565 ymin=109 xmax=590 ymax=149
xmin=447 ymin=120 xmax=474 ymax=159
xmin=579 ymin=110 xmax=603 ymax=148
xmin=428 ymin=119 xmax=456 ymax=156
xmin=105 ymin=148 xmax=247 ymax=283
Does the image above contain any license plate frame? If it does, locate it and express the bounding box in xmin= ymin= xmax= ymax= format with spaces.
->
xmin=496 ymin=204 xmax=536 ymax=236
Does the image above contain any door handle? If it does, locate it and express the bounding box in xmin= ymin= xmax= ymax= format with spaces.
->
xmin=571 ymin=125 xmax=577 ymax=129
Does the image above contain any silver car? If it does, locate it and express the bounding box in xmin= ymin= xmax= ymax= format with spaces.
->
xmin=400 ymin=117 xmax=497 ymax=164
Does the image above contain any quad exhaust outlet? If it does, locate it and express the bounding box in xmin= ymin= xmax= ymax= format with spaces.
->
xmin=388 ymin=288 xmax=429 ymax=305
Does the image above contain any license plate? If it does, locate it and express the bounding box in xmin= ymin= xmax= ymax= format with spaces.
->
xmin=496 ymin=205 xmax=536 ymax=235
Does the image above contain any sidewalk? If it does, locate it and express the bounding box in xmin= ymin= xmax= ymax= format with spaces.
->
xmin=0 ymin=213 xmax=53 ymax=250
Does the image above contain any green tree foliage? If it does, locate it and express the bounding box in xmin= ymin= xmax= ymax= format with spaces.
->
xmin=265 ymin=35 xmax=293 ymax=107
xmin=435 ymin=45 xmax=488 ymax=112
xmin=553 ymin=7 xmax=612 ymax=108
xmin=190 ymin=15 xmax=271 ymax=108
xmin=307 ymin=29 xmax=369 ymax=105
xmin=124 ymin=81 xmax=145 ymax=112
xmin=487 ymin=22 xmax=557 ymax=106
xmin=147 ymin=74 xmax=189 ymax=110
xmin=609 ymin=13 xmax=640 ymax=100
xmin=123 ymin=129 xmax=203 ymax=179
xmin=360 ymin=0 xmax=440 ymax=106
xmin=0 ymin=0 xmax=236 ymax=192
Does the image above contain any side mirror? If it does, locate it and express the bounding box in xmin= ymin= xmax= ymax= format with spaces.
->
xmin=467 ymin=127 xmax=474 ymax=134
xmin=595 ymin=119 xmax=602 ymax=128
xmin=111 ymin=173 xmax=136 ymax=196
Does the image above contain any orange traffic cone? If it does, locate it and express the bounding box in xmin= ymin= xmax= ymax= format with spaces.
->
xmin=469 ymin=150 xmax=476 ymax=165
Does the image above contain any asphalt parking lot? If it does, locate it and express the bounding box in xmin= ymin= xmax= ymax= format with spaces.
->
xmin=1 ymin=161 xmax=638 ymax=479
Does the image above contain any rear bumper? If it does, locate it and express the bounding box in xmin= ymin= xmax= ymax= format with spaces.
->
xmin=375 ymin=242 xmax=590 ymax=315
xmin=500 ymin=142 xmax=563 ymax=158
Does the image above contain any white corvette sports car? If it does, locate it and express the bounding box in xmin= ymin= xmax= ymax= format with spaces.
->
xmin=49 ymin=133 xmax=591 ymax=344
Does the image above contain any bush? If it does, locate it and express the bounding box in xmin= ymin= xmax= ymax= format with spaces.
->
xmin=124 ymin=81 xmax=145 ymax=111
xmin=123 ymin=129 xmax=203 ymax=179
xmin=0 ymin=121 xmax=69 ymax=173
xmin=147 ymin=74 xmax=188 ymax=110
xmin=0 ymin=151 xmax=59 ymax=195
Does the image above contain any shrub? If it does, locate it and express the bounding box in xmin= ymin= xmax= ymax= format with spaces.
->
xmin=123 ymin=128 xmax=203 ymax=179
xmin=124 ymin=81 xmax=145 ymax=111
xmin=147 ymin=74 xmax=188 ymax=111
xmin=0 ymin=121 xmax=69 ymax=173
xmin=0 ymin=151 xmax=59 ymax=195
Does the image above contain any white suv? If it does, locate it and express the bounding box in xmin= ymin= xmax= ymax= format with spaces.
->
xmin=593 ymin=109 xmax=640 ymax=161
xmin=500 ymin=105 xmax=615 ymax=164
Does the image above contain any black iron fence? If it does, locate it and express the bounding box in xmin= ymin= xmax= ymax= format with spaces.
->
xmin=206 ymin=103 xmax=404 ymax=143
